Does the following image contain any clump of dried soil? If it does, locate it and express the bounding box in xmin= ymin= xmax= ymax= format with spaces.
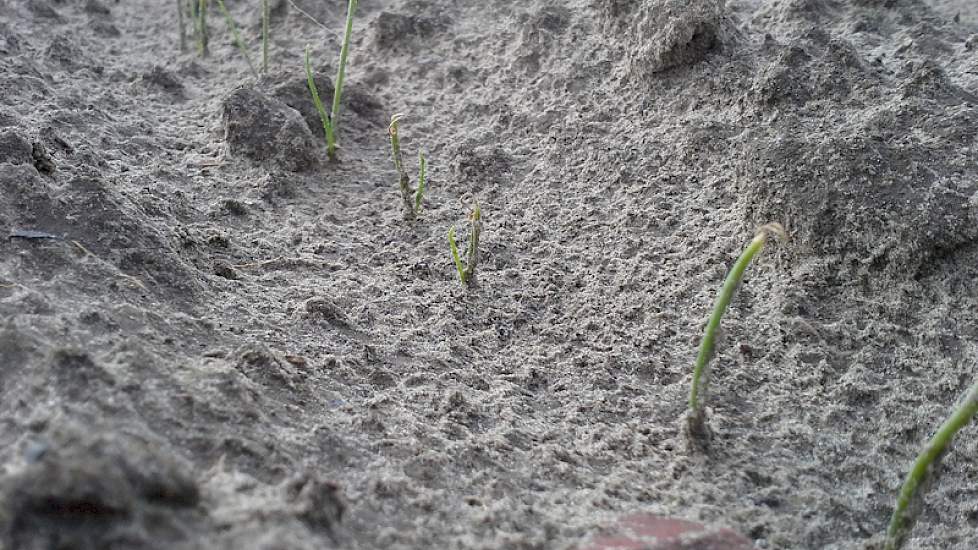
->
xmin=1 ymin=0 xmax=976 ymax=549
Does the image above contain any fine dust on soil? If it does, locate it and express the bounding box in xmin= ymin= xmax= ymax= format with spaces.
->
xmin=1 ymin=0 xmax=977 ymax=549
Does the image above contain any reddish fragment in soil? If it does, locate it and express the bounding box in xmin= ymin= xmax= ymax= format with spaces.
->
xmin=579 ymin=513 xmax=756 ymax=550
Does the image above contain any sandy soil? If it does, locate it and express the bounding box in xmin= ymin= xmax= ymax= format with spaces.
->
xmin=1 ymin=0 xmax=977 ymax=548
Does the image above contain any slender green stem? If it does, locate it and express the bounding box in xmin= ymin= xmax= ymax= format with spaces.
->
xmin=448 ymin=226 xmax=465 ymax=284
xmin=216 ymin=0 xmax=258 ymax=77
xmin=187 ymin=0 xmax=196 ymax=47
xmin=177 ymin=0 xmax=187 ymax=51
xmin=197 ymin=0 xmax=209 ymax=57
xmin=884 ymin=381 xmax=978 ymax=550
xmin=305 ymin=47 xmax=334 ymax=153
xmin=261 ymin=0 xmax=269 ymax=74
xmin=415 ymin=152 xmax=427 ymax=216
xmin=328 ymin=0 xmax=358 ymax=160
xmin=688 ymin=223 xmax=785 ymax=428
xmin=448 ymin=203 xmax=482 ymax=286
xmin=388 ymin=114 xmax=414 ymax=219
xmin=465 ymin=203 xmax=481 ymax=282
xmin=388 ymin=114 xmax=404 ymax=175
xmin=389 ymin=115 xmax=429 ymax=219
xmin=388 ymin=114 xmax=404 ymax=174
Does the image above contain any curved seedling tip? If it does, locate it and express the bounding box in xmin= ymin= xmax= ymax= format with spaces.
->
xmin=687 ymin=221 xmax=786 ymax=444
xmin=757 ymin=222 xmax=787 ymax=243
xmin=448 ymin=224 xmax=466 ymax=284
xmin=389 ymin=113 xmax=404 ymax=135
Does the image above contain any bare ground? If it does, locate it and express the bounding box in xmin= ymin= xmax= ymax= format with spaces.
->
xmin=1 ymin=0 xmax=977 ymax=548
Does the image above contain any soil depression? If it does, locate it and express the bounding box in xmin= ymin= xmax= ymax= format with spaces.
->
xmin=1 ymin=0 xmax=977 ymax=548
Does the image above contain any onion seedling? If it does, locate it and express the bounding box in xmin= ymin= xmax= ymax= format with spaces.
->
xmin=304 ymin=0 xmax=358 ymax=161
xmin=261 ymin=0 xmax=269 ymax=74
xmin=330 ymin=0 xmax=357 ymax=160
xmin=416 ymin=151 xmax=427 ymax=214
xmin=216 ymin=0 xmax=258 ymax=77
xmin=177 ymin=0 xmax=187 ymax=51
xmin=305 ymin=46 xmax=333 ymax=157
xmin=448 ymin=202 xmax=482 ymax=286
xmin=195 ymin=0 xmax=209 ymax=57
xmin=686 ymin=223 xmax=786 ymax=440
xmin=388 ymin=113 xmax=428 ymax=220
xmin=884 ymin=380 xmax=978 ymax=550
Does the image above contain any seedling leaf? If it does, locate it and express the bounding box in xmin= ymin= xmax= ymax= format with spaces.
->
xmin=884 ymin=381 xmax=978 ymax=550
xmin=448 ymin=202 xmax=481 ymax=286
xmin=261 ymin=0 xmax=270 ymax=74
xmin=389 ymin=114 xmax=414 ymax=219
xmin=328 ymin=0 xmax=358 ymax=160
xmin=216 ymin=0 xmax=258 ymax=77
xmin=196 ymin=0 xmax=209 ymax=57
xmin=687 ymin=223 xmax=785 ymax=440
xmin=414 ymin=151 xmax=427 ymax=215
xmin=305 ymin=46 xmax=334 ymax=155
xmin=448 ymin=225 xmax=466 ymax=284
xmin=177 ymin=0 xmax=187 ymax=51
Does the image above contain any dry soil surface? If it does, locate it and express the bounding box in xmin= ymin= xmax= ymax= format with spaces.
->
xmin=1 ymin=0 xmax=977 ymax=549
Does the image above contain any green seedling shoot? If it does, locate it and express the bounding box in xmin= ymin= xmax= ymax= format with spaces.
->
xmin=389 ymin=113 xmax=413 ymax=218
xmin=261 ymin=0 xmax=270 ymax=74
xmin=884 ymin=380 xmax=978 ymax=550
xmin=304 ymin=0 xmax=358 ymax=161
xmin=177 ymin=0 xmax=187 ymax=51
xmin=416 ymin=151 xmax=427 ymax=214
xmin=216 ymin=0 xmax=258 ymax=77
xmin=331 ymin=0 xmax=357 ymax=157
xmin=195 ymin=0 xmax=209 ymax=57
xmin=448 ymin=202 xmax=482 ymax=285
xmin=388 ymin=114 xmax=428 ymax=219
xmin=687 ymin=223 xmax=786 ymax=440
xmin=305 ymin=46 xmax=333 ymax=157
